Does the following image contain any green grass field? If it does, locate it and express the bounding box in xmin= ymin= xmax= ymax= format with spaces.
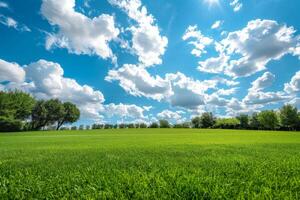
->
xmin=1 ymin=129 xmax=300 ymax=199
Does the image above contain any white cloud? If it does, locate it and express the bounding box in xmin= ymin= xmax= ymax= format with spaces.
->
xmin=166 ymin=72 xmax=217 ymax=108
xmin=243 ymin=71 xmax=288 ymax=105
xmin=108 ymin=0 xmax=168 ymax=67
xmin=284 ymin=71 xmax=300 ymax=94
xmin=0 ymin=59 xmax=106 ymax=121
xmin=249 ymin=72 xmax=275 ymax=92
xmin=41 ymin=0 xmax=119 ymax=60
xmin=105 ymin=64 xmax=172 ymax=101
xmin=243 ymin=91 xmax=288 ymax=105
xmin=288 ymin=98 xmax=300 ymax=109
xmin=0 ymin=59 xmax=25 ymax=83
xmin=183 ymin=25 xmax=213 ymax=57
xmin=0 ymin=15 xmax=31 ymax=32
xmin=157 ymin=109 xmax=182 ymax=123
xmin=198 ymin=53 xmax=229 ymax=73
xmin=223 ymin=19 xmax=299 ymax=77
xmin=216 ymin=88 xmax=238 ymax=96
xmin=211 ymin=20 xmax=223 ymax=29
xmin=230 ymin=0 xmax=243 ymax=12
xmin=106 ymin=65 xmax=230 ymax=109
xmin=0 ymin=1 xmax=8 ymax=9
xmin=196 ymin=19 xmax=300 ymax=78
xmin=105 ymin=103 xmax=146 ymax=119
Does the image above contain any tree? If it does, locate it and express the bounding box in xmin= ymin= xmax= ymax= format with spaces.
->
xmin=237 ymin=114 xmax=249 ymax=129
xmin=44 ymin=99 xmax=65 ymax=128
xmin=214 ymin=118 xmax=240 ymax=129
xmin=149 ymin=122 xmax=159 ymax=128
xmin=0 ymin=90 xmax=35 ymax=120
xmin=191 ymin=116 xmax=201 ymax=128
xmin=31 ymin=100 xmax=48 ymax=130
xmin=0 ymin=91 xmax=35 ymax=132
xmin=0 ymin=116 xmax=23 ymax=132
xmin=56 ymin=102 xmax=80 ymax=130
xmin=258 ymin=110 xmax=279 ymax=130
xmin=200 ymin=112 xmax=215 ymax=128
xmin=249 ymin=113 xmax=260 ymax=130
xmin=159 ymin=119 xmax=170 ymax=128
xmin=279 ymin=104 xmax=299 ymax=130
xmin=140 ymin=123 xmax=147 ymax=128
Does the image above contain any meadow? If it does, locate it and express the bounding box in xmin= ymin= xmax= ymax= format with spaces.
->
xmin=0 ymin=129 xmax=300 ymax=199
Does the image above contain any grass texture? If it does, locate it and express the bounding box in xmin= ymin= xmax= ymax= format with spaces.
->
xmin=0 ymin=129 xmax=300 ymax=199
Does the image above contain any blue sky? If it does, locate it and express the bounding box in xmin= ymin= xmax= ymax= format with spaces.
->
xmin=0 ymin=0 xmax=300 ymax=125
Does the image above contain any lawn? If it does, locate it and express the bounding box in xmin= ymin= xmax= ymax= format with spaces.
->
xmin=0 ymin=129 xmax=300 ymax=199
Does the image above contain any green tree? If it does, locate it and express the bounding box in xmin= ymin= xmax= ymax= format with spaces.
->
xmin=279 ymin=104 xmax=299 ymax=130
xmin=249 ymin=113 xmax=260 ymax=130
xmin=149 ymin=122 xmax=159 ymax=128
xmin=56 ymin=102 xmax=80 ymax=130
xmin=0 ymin=91 xmax=35 ymax=132
xmin=258 ymin=110 xmax=279 ymax=130
xmin=237 ymin=114 xmax=249 ymax=129
xmin=200 ymin=112 xmax=215 ymax=128
xmin=191 ymin=116 xmax=201 ymax=128
xmin=44 ymin=99 xmax=65 ymax=127
xmin=159 ymin=119 xmax=170 ymax=128
xmin=31 ymin=100 xmax=48 ymax=130
xmin=140 ymin=123 xmax=147 ymax=128
xmin=214 ymin=118 xmax=240 ymax=129
xmin=31 ymin=99 xmax=66 ymax=130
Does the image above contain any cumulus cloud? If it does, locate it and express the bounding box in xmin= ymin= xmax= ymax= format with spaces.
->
xmin=243 ymin=72 xmax=288 ymax=105
xmin=0 ymin=59 xmax=106 ymax=121
xmin=106 ymin=64 xmax=237 ymax=109
xmin=284 ymin=71 xmax=300 ymax=94
xmin=198 ymin=53 xmax=229 ymax=73
xmin=105 ymin=103 xmax=146 ymax=119
xmin=109 ymin=0 xmax=168 ymax=67
xmin=243 ymin=91 xmax=288 ymax=105
xmin=249 ymin=72 xmax=275 ymax=92
xmin=41 ymin=0 xmax=119 ymax=60
xmin=183 ymin=25 xmax=213 ymax=57
xmin=288 ymin=98 xmax=300 ymax=109
xmin=0 ymin=59 xmax=25 ymax=83
xmin=105 ymin=64 xmax=172 ymax=101
xmin=196 ymin=19 xmax=300 ymax=78
xmin=157 ymin=110 xmax=183 ymax=123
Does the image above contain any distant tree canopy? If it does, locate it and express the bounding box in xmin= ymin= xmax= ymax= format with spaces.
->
xmin=279 ymin=105 xmax=299 ymax=130
xmin=1 ymin=91 xmax=300 ymax=132
xmin=0 ymin=91 xmax=80 ymax=132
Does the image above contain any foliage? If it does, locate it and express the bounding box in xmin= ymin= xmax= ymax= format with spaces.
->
xmin=0 ymin=90 xmax=35 ymax=120
xmin=258 ymin=110 xmax=279 ymax=130
xmin=57 ymin=102 xmax=80 ymax=130
xmin=0 ymin=116 xmax=23 ymax=132
xmin=191 ymin=116 xmax=201 ymax=128
xmin=200 ymin=112 xmax=216 ymax=128
xmin=249 ymin=113 xmax=260 ymax=130
xmin=159 ymin=119 xmax=170 ymax=128
xmin=149 ymin=122 xmax=159 ymax=128
xmin=214 ymin=118 xmax=240 ymax=129
xmin=279 ymin=104 xmax=299 ymax=130
xmin=237 ymin=114 xmax=249 ymax=129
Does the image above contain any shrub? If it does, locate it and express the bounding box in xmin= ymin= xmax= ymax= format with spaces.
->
xmin=0 ymin=117 xmax=23 ymax=132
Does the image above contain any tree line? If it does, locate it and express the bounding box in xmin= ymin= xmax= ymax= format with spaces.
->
xmin=1 ymin=91 xmax=300 ymax=132
xmin=0 ymin=91 xmax=80 ymax=132
xmin=72 ymin=105 xmax=300 ymax=131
